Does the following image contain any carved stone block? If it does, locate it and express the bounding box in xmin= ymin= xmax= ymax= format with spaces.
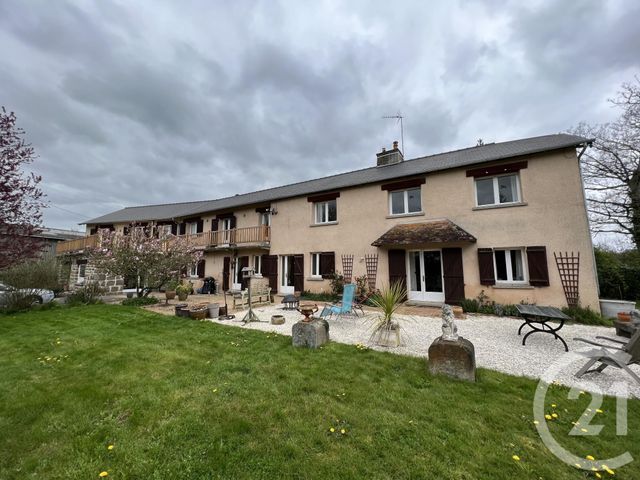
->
xmin=428 ymin=336 xmax=476 ymax=382
xmin=292 ymin=318 xmax=329 ymax=349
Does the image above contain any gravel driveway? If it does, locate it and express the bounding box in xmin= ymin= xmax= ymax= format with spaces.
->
xmin=209 ymin=305 xmax=640 ymax=398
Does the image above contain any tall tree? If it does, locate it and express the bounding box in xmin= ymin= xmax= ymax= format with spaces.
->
xmin=573 ymin=78 xmax=640 ymax=249
xmin=0 ymin=107 xmax=45 ymax=269
xmin=89 ymin=225 xmax=203 ymax=297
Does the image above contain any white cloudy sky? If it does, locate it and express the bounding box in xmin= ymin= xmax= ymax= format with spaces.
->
xmin=1 ymin=0 xmax=639 ymax=233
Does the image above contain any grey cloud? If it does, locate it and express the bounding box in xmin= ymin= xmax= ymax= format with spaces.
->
xmin=0 ymin=0 xmax=637 ymax=232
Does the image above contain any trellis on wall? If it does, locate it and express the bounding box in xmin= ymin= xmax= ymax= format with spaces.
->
xmin=341 ymin=254 xmax=354 ymax=283
xmin=554 ymin=251 xmax=580 ymax=307
xmin=365 ymin=254 xmax=379 ymax=291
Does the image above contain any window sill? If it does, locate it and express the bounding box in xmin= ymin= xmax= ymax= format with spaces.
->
xmin=310 ymin=222 xmax=338 ymax=227
xmin=472 ymin=202 xmax=527 ymax=211
xmin=492 ymin=283 xmax=534 ymax=290
xmin=306 ymin=276 xmax=326 ymax=282
xmin=386 ymin=211 xmax=425 ymax=219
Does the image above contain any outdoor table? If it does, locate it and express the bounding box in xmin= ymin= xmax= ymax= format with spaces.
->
xmin=515 ymin=304 xmax=571 ymax=352
xmin=282 ymin=294 xmax=299 ymax=311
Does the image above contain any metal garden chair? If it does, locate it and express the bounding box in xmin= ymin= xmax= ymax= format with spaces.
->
xmin=320 ymin=283 xmax=356 ymax=320
xmin=574 ymin=326 xmax=640 ymax=386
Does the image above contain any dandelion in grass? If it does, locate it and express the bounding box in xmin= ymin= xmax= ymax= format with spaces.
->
xmin=545 ymin=414 xmax=552 ymax=420
xmin=99 ymin=472 xmax=108 ymax=477
xmin=586 ymin=455 xmax=595 ymax=461
xmin=533 ymin=420 xmax=539 ymax=425
xmin=107 ymin=445 xmax=114 ymax=450
xmin=551 ymin=413 xmax=558 ymax=418
xmin=551 ymin=403 xmax=557 ymax=408
xmin=329 ymin=427 xmax=335 ymax=433
xmin=596 ymin=473 xmax=602 ymax=478
xmin=596 ymin=409 xmax=604 ymax=413
xmin=581 ymin=428 xmax=588 ymax=433
xmin=340 ymin=429 xmax=346 ymax=435
xmin=512 ymin=455 xmax=520 ymax=461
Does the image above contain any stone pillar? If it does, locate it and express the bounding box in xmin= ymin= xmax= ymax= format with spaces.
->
xmin=427 ymin=337 xmax=476 ymax=382
xmin=292 ymin=318 xmax=329 ymax=349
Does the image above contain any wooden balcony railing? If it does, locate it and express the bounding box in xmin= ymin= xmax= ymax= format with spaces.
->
xmin=55 ymin=226 xmax=271 ymax=255
xmin=55 ymin=235 xmax=99 ymax=254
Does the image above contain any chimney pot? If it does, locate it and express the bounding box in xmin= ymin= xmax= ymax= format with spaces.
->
xmin=393 ymin=141 xmax=398 ymax=150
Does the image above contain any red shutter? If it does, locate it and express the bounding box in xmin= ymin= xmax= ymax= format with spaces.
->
xmin=293 ymin=254 xmax=304 ymax=293
xmin=320 ymin=252 xmax=335 ymax=279
xmin=442 ymin=248 xmax=465 ymax=304
xmin=526 ymin=246 xmax=550 ymax=287
xmin=197 ymin=259 xmax=205 ymax=278
xmin=222 ymin=257 xmax=230 ymax=291
xmin=477 ymin=248 xmax=495 ymax=285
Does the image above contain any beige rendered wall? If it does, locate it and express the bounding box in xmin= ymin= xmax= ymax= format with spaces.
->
xmin=266 ymin=148 xmax=599 ymax=310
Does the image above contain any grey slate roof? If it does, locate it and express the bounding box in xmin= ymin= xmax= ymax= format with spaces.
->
xmin=84 ymin=133 xmax=590 ymax=225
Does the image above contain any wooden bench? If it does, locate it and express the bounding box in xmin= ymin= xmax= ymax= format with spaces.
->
xmin=232 ymin=277 xmax=272 ymax=310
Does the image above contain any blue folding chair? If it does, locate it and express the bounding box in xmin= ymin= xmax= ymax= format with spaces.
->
xmin=320 ymin=283 xmax=356 ymax=320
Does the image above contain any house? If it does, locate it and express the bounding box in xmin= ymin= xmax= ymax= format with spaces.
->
xmin=56 ymin=133 xmax=600 ymax=311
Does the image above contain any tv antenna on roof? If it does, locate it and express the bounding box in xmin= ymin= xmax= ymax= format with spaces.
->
xmin=382 ymin=112 xmax=405 ymax=156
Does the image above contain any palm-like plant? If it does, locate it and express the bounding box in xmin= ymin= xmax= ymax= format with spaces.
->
xmin=368 ymin=282 xmax=407 ymax=346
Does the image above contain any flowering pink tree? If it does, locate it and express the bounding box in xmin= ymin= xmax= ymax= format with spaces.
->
xmin=0 ymin=107 xmax=45 ymax=269
xmin=89 ymin=225 xmax=202 ymax=297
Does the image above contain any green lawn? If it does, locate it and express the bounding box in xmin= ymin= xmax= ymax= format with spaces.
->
xmin=0 ymin=305 xmax=638 ymax=479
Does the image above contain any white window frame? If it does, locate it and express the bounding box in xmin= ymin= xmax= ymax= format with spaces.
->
xmin=189 ymin=264 xmax=198 ymax=277
xmin=77 ymin=262 xmax=87 ymax=284
xmin=259 ymin=212 xmax=271 ymax=226
xmin=314 ymin=200 xmax=337 ymax=224
xmin=158 ymin=224 xmax=172 ymax=238
xmin=253 ymin=255 xmax=262 ymax=275
xmin=310 ymin=253 xmax=322 ymax=277
xmin=493 ymin=248 xmax=528 ymax=284
xmin=388 ymin=187 xmax=422 ymax=215
xmin=188 ymin=222 xmax=198 ymax=235
xmin=474 ymin=173 xmax=521 ymax=207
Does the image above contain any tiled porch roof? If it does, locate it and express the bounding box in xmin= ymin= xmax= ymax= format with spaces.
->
xmin=371 ymin=219 xmax=477 ymax=247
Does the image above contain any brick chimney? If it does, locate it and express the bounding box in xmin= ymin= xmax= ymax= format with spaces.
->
xmin=376 ymin=141 xmax=404 ymax=167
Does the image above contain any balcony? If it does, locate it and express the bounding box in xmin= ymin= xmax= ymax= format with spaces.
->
xmin=55 ymin=225 xmax=271 ymax=255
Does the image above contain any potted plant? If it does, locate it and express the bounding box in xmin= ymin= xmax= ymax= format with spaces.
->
xmin=176 ymin=283 xmax=190 ymax=302
xmin=367 ymin=282 xmax=407 ymax=347
xmin=165 ymin=279 xmax=179 ymax=301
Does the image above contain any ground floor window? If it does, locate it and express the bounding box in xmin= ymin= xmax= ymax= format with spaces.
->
xmin=189 ymin=264 xmax=198 ymax=277
xmin=494 ymin=248 xmax=526 ymax=283
xmin=311 ymin=253 xmax=321 ymax=277
xmin=77 ymin=260 xmax=87 ymax=284
xmin=253 ymin=255 xmax=262 ymax=275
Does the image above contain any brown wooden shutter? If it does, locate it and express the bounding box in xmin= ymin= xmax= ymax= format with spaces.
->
xmin=123 ymin=226 xmax=130 ymax=236
xmin=89 ymin=227 xmax=97 ymax=235
xmin=211 ymin=218 xmax=219 ymax=231
xmin=222 ymin=257 xmax=230 ymax=291
xmin=526 ymin=246 xmax=550 ymax=286
xmin=196 ymin=219 xmax=204 ymax=233
xmin=388 ymin=249 xmax=406 ymax=288
xmin=171 ymin=224 xmax=178 ymax=235
xmin=262 ymin=254 xmax=278 ymax=292
xmin=239 ymin=256 xmax=249 ymax=289
xmin=293 ymin=254 xmax=304 ymax=292
xmin=230 ymin=216 xmax=237 ymax=229
xmin=319 ymin=252 xmax=335 ymax=279
xmin=442 ymin=248 xmax=465 ymax=304
xmin=179 ymin=222 xmax=186 ymax=235
xmin=197 ymin=259 xmax=205 ymax=278
xmin=477 ymin=248 xmax=495 ymax=285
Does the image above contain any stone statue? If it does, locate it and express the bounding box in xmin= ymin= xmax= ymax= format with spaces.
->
xmin=441 ymin=304 xmax=458 ymax=341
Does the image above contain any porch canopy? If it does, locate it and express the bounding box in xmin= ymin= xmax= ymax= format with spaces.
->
xmin=371 ymin=219 xmax=476 ymax=247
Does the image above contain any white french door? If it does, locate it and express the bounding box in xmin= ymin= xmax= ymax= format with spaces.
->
xmin=407 ymin=250 xmax=445 ymax=303
xmin=232 ymin=258 xmax=242 ymax=290
xmin=280 ymin=255 xmax=295 ymax=294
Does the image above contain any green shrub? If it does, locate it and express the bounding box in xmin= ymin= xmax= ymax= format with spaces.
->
xmin=460 ymin=298 xmax=479 ymax=313
xmin=300 ymin=291 xmax=336 ymax=302
xmin=460 ymin=291 xmax=520 ymax=317
xmin=0 ymin=258 xmax=62 ymax=293
xmin=594 ymin=247 xmax=640 ymax=301
xmin=0 ymin=289 xmax=46 ymax=314
xmin=562 ymin=305 xmax=612 ymax=327
xmin=329 ymin=272 xmax=345 ymax=297
xmin=65 ymin=283 xmax=104 ymax=306
xmin=122 ymin=296 xmax=159 ymax=307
